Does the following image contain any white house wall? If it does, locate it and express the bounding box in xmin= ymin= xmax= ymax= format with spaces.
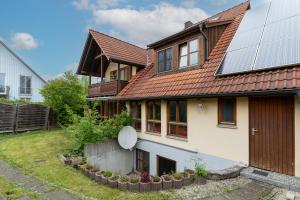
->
xmin=0 ymin=42 xmax=45 ymax=102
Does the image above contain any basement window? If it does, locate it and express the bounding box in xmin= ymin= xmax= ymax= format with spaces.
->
xmin=218 ymin=97 xmax=236 ymax=125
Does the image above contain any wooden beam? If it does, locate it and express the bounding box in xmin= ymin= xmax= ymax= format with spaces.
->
xmin=94 ymin=53 xmax=104 ymax=60
xmin=117 ymin=63 xmax=120 ymax=93
xmin=82 ymin=37 xmax=93 ymax=72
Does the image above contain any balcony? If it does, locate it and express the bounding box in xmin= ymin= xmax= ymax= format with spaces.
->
xmin=88 ymin=80 xmax=128 ymax=97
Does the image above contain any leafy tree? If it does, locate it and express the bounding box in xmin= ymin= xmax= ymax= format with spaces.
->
xmin=40 ymin=71 xmax=87 ymax=125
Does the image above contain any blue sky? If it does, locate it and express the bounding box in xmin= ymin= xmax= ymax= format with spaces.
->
xmin=0 ymin=0 xmax=264 ymax=79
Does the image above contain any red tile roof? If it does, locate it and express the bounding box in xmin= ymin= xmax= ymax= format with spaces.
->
xmin=117 ymin=2 xmax=300 ymax=100
xmin=90 ymin=30 xmax=147 ymax=66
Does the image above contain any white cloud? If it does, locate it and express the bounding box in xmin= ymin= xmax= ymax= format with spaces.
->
xmin=11 ymin=33 xmax=39 ymax=50
xmin=65 ymin=62 xmax=79 ymax=72
xmin=0 ymin=37 xmax=4 ymax=42
xmin=92 ymin=3 xmax=209 ymax=46
xmin=181 ymin=0 xmax=197 ymax=8
xmin=72 ymin=0 xmax=90 ymax=10
xmin=95 ymin=0 xmax=124 ymax=9
xmin=209 ymin=0 xmax=229 ymax=6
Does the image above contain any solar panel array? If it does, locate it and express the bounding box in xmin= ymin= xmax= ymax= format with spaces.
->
xmin=217 ymin=0 xmax=300 ymax=75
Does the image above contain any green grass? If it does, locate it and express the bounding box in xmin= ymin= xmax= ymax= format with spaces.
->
xmin=0 ymin=176 xmax=40 ymax=200
xmin=0 ymin=130 xmax=174 ymax=200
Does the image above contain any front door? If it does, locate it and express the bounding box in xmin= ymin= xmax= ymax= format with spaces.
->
xmin=249 ymin=96 xmax=294 ymax=175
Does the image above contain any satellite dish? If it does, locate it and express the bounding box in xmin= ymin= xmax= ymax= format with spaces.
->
xmin=118 ymin=126 xmax=137 ymax=150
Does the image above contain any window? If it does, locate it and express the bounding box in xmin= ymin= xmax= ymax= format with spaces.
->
xmin=0 ymin=73 xmax=5 ymax=93
xmin=158 ymin=48 xmax=172 ymax=73
xmin=136 ymin=149 xmax=149 ymax=172
xmin=167 ymin=100 xmax=187 ymax=138
xmin=179 ymin=39 xmax=199 ymax=68
xmin=218 ymin=97 xmax=236 ymax=125
xmin=131 ymin=101 xmax=141 ymax=131
xmin=20 ymin=76 xmax=31 ymax=95
xmin=146 ymin=100 xmax=161 ymax=133
xmin=110 ymin=70 xmax=117 ymax=81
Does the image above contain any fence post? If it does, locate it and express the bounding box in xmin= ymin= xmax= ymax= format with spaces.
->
xmin=45 ymin=107 xmax=50 ymax=130
xmin=13 ymin=104 xmax=19 ymax=133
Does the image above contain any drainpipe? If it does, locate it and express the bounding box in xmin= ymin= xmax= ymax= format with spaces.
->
xmin=199 ymin=24 xmax=208 ymax=60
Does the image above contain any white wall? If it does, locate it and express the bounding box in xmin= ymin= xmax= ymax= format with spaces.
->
xmin=0 ymin=42 xmax=45 ymax=102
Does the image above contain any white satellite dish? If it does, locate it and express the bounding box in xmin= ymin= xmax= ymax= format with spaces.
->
xmin=118 ymin=126 xmax=137 ymax=150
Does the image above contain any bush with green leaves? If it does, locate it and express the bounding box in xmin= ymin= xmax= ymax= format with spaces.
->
xmin=194 ymin=164 xmax=208 ymax=177
xmin=103 ymin=171 xmax=112 ymax=178
xmin=40 ymin=71 xmax=88 ymax=125
xmin=67 ymin=106 xmax=133 ymax=153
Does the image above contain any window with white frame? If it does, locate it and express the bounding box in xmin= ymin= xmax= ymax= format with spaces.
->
xmin=20 ymin=76 xmax=32 ymax=95
xmin=179 ymin=39 xmax=199 ymax=68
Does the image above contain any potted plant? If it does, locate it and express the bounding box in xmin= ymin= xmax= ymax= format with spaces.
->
xmin=89 ymin=168 xmax=99 ymax=180
xmin=139 ymin=171 xmax=151 ymax=192
xmin=162 ymin=174 xmax=173 ymax=190
xmin=101 ymin=171 xmax=112 ymax=184
xmin=151 ymin=176 xmax=162 ymax=191
xmin=95 ymin=171 xmax=104 ymax=183
xmin=118 ymin=175 xmax=129 ymax=190
xmin=172 ymin=172 xmax=183 ymax=189
xmin=195 ymin=164 xmax=208 ymax=185
xmin=185 ymin=169 xmax=196 ymax=182
xmin=84 ymin=164 xmax=93 ymax=177
xmin=108 ymin=174 xmax=119 ymax=188
xmin=181 ymin=172 xmax=191 ymax=186
xmin=128 ymin=175 xmax=140 ymax=192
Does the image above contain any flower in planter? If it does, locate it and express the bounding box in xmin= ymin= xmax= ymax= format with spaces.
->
xmin=103 ymin=171 xmax=113 ymax=178
xmin=128 ymin=175 xmax=140 ymax=192
xmin=85 ymin=164 xmax=93 ymax=171
xmin=172 ymin=172 xmax=183 ymax=189
xmin=162 ymin=174 xmax=173 ymax=190
xmin=151 ymin=176 xmax=162 ymax=191
xmin=108 ymin=174 xmax=119 ymax=188
xmin=194 ymin=163 xmax=208 ymax=185
xmin=118 ymin=175 xmax=129 ymax=190
xmin=140 ymin=171 xmax=151 ymax=192
xmin=101 ymin=170 xmax=112 ymax=184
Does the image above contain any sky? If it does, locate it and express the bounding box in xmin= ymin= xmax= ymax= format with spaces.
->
xmin=0 ymin=0 xmax=265 ymax=79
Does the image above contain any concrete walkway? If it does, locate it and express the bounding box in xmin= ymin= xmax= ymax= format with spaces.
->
xmin=0 ymin=160 xmax=81 ymax=200
xmin=209 ymin=181 xmax=274 ymax=200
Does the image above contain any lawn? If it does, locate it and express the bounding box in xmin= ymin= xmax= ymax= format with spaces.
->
xmin=0 ymin=130 xmax=174 ymax=200
xmin=0 ymin=176 xmax=40 ymax=200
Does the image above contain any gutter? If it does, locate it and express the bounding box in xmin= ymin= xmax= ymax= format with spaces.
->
xmin=199 ymin=24 xmax=209 ymax=60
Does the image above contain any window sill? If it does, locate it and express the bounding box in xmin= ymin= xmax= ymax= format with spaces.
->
xmin=217 ymin=124 xmax=237 ymax=129
xmin=166 ymin=135 xmax=188 ymax=142
xmin=145 ymin=132 xmax=161 ymax=137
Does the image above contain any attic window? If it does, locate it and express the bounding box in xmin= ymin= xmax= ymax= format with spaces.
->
xmin=179 ymin=39 xmax=199 ymax=68
xmin=158 ymin=48 xmax=172 ymax=73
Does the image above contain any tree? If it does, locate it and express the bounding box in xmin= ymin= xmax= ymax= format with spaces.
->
xmin=40 ymin=71 xmax=87 ymax=125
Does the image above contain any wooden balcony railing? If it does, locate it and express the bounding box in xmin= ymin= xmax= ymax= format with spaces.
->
xmin=88 ymin=80 xmax=128 ymax=97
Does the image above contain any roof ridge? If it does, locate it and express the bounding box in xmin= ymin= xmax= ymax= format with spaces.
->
xmin=208 ymin=0 xmax=250 ymax=20
xmin=89 ymin=29 xmax=146 ymax=51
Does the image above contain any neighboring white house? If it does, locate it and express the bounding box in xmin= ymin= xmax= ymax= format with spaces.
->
xmin=0 ymin=40 xmax=46 ymax=102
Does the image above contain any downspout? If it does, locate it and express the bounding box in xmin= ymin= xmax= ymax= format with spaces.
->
xmin=199 ymin=24 xmax=208 ymax=60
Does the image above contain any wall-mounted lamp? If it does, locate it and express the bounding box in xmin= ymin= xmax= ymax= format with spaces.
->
xmin=197 ymin=101 xmax=206 ymax=112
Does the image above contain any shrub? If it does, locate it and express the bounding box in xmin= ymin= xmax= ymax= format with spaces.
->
xmin=195 ymin=164 xmax=208 ymax=177
xmin=163 ymin=174 xmax=172 ymax=181
xmin=103 ymin=171 xmax=112 ymax=177
xmin=140 ymin=171 xmax=150 ymax=183
xmin=129 ymin=175 xmax=140 ymax=183
xmin=172 ymin=172 xmax=183 ymax=180
xmin=40 ymin=71 xmax=87 ymax=125
xmin=119 ymin=175 xmax=129 ymax=183
xmin=152 ymin=176 xmax=161 ymax=182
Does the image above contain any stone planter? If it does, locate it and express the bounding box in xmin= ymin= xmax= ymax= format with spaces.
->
xmin=173 ymin=178 xmax=183 ymax=189
xmin=151 ymin=178 xmax=162 ymax=191
xmin=101 ymin=175 xmax=109 ymax=185
xmin=95 ymin=172 xmax=103 ymax=183
xmin=183 ymin=175 xmax=191 ymax=186
xmin=64 ymin=158 xmax=72 ymax=165
xmin=185 ymin=169 xmax=196 ymax=182
xmin=89 ymin=170 xmax=98 ymax=180
xmin=162 ymin=176 xmax=173 ymax=190
xmin=195 ymin=176 xmax=207 ymax=185
xmin=139 ymin=181 xmax=151 ymax=192
xmin=108 ymin=178 xmax=118 ymax=188
xmin=128 ymin=182 xmax=140 ymax=192
xmin=118 ymin=181 xmax=128 ymax=190
xmin=84 ymin=168 xmax=92 ymax=177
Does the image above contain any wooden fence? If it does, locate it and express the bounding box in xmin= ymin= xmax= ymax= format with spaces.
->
xmin=0 ymin=103 xmax=53 ymax=133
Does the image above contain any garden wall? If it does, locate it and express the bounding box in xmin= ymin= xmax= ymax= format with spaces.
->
xmin=0 ymin=103 xmax=52 ymax=133
xmin=84 ymin=140 xmax=133 ymax=174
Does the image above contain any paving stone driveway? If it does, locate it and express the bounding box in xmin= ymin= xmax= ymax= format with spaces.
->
xmin=0 ymin=160 xmax=81 ymax=200
xmin=209 ymin=181 xmax=274 ymax=200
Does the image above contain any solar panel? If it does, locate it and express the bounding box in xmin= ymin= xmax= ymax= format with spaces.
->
xmin=217 ymin=0 xmax=300 ymax=76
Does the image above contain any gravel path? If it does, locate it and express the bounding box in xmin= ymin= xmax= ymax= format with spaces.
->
xmin=0 ymin=160 xmax=81 ymax=200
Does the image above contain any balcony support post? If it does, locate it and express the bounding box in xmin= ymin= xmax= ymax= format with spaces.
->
xmin=117 ymin=63 xmax=120 ymax=93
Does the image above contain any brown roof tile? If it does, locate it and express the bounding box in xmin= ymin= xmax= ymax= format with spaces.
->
xmin=90 ymin=30 xmax=147 ymax=66
xmin=117 ymin=1 xmax=300 ymax=100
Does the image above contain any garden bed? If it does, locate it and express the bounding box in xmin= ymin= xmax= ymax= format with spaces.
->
xmin=61 ymin=154 xmax=208 ymax=192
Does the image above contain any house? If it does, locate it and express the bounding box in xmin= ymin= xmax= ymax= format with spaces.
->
xmin=0 ymin=40 xmax=46 ymax=102
xmin=78 ymin=0 xmax=300 ymax=177
xmin=77 ymin=30 xmax=149 ymax=119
